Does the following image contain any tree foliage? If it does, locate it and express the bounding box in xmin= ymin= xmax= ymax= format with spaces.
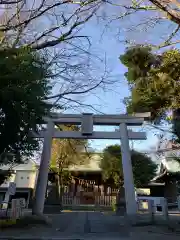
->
xmin=49 ymin=126 xmax=92 ymax=200
xmin=0 ymin=169 xmax=13 ymax=185
xmin=120 ymin=46 xmax=180 ymax=141
xmin=50 ymin=125 xmax=91 ymax=185
xmin=0 ymin=0 xmax=179 ymax=112
xmin=0 ymin=47 xmax=52 ymax=160
xmin=100 ymin=144 xmax=157 ymax=187
xmin=0 ymin=47 xmax=52 ymax=184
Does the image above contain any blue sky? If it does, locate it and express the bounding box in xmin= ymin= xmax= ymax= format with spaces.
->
xmin=66 ymin=17 xmax=160 ymax=153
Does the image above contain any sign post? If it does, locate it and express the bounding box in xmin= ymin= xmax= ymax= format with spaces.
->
xmin=7 ymin=182 xmax=16 ymax=195
xmin=2 ymin=182 xmax=16 ymax=212
xmin=11 ymin=198 xmax=25 ymax=219
xmin=11 ymin=199 xmax=19 ymax=219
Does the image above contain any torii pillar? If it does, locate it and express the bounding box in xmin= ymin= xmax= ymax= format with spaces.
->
xmin=120 ymin=123 xmax=137 ymax=217
xmin=32 ymin=121 xmax=54 ymax=215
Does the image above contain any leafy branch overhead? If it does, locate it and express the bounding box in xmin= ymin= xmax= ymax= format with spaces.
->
xmin=120 ymin=46 xmax=180 ymax=141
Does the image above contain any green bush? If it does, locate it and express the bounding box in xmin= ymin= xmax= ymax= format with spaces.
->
xmin=15 ymin=215 xmax=52 ymax=227
xmin=0 ymin=215 xmax=52 ymax=229
xmin=0 ymin=219 xmax=17 ymax=228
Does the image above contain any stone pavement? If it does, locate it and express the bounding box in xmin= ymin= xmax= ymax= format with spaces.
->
xmin=0 ymin=211 xmax=180 ymax=239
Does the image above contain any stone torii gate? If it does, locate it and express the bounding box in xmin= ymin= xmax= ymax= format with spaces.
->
xmin=32 ymin=112 xmax=150 ymax=217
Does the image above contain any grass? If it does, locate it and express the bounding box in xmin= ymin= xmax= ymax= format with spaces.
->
xmin=0 ymin=219 xmax=17 ymax=228
xmin=0 ymin=215 xmax=52 ymax=229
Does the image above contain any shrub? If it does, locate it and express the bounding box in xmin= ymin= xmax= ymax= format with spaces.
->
xmin=0 ymin=219 xmax=17 ymax=228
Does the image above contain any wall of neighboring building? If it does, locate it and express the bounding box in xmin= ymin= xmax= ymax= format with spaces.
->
xmin=0 ymin=171 xmax=38 ymax=189
xmin=164 ymin=140 xmax=180 ymax=158
xmin=157 ymin=140 xmax=180 ymax=173
xmin=14 ymin=170 xmax=37 ymax=188
xmin=164 ymin=181 xmax=178 ymax=203
xmin=0 ymin=160 xmax=39 ymax=207
xmin=68 ymin=153 xmax=102 ymax=172
xmin=0 ymin=160 xmax=39 ymax=189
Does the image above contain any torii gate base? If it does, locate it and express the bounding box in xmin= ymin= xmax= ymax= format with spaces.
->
xmin=32 ymin=113 xmax=149 ymax=219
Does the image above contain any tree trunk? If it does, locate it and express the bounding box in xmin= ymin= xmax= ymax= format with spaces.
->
xmin=58 ymin=174 xmax=64 ymax=204
xmin=57 ymin=165 xmax=64 ymax=207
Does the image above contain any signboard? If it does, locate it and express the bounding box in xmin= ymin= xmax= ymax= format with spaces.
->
xmin=7 ymin=182 xmax=16 ymax=195
xmin=1 ymin=182 xmax=16 ymax=211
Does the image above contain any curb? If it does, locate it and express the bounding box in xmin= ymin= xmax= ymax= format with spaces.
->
xmin=0 ymin=238 xmax=82 ymax=240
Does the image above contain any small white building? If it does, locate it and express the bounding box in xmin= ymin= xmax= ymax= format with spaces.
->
xmin=0 ymin=159 xmax=39 ymax=206
xmin=0 ymin=159 xmax=39 ymax=189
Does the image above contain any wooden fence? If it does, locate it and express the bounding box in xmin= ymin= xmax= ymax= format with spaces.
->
xmin=61 ymin=185 xmax=117 ymax=207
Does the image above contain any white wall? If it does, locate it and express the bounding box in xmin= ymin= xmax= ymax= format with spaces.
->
xmin=68 ymin=153 xmax=101 ymax=172
xmin=0 ymin=160 xmax=39 ymax=189
xmin=14 ymin=170 xmax=38 ymax=188
xmin=0 ymin=170 xmax=38 ymax=189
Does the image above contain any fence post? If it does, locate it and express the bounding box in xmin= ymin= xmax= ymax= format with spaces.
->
xmin=160 ymin=198 xmax=168 ymax=221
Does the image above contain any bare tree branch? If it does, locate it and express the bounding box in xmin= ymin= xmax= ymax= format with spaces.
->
xmin=149 ymin=0 xmax=180 ymax=26
xmin=0 ymin=0 xmax=23 ymax=4
xmin=46 ymin=78 xmax=103 ymax=100
xmin=31 ymin=9 xmax=96 ymax=50
xmin=99 ymin=0 xmax=180 ymax=49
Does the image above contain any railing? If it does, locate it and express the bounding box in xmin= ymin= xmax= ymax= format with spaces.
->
xmin=61 ymin=194 xmax=116 ymax=207
xmin=62 ymin=196 xmax=80 ymax=206
xmin=94 ymin=195 xmax=115 ymax=206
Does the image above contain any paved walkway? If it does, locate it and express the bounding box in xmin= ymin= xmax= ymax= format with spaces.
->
xmin=0 ymin=211 xmax=180 ymax=239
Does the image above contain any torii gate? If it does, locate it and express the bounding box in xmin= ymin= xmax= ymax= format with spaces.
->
xmin=32 ymin=112 xmax=150 ymax=217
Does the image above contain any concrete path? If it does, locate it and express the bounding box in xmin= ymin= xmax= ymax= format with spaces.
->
xmin=0 ymin=211 xmax=180 ymax=239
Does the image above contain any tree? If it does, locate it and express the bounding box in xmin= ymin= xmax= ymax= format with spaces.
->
xmin=50 ymin=125 xmax=92 ymax=199
xmin=0 ymin=0 xmax=180 ymax=53
xmin=120 ymin=45 xmax=180 ymax=142
xmin=0 ymin=0 xmax=178 ymax=113
xmin=100 ymin=144 xmax=157 ymax=187
xmin=0 ymin=0 xmax=113 ymax=110
xmin=0 ymin=0 xmax=100 ymax=51
xmin=0 ymin=0 xmax=114 ymax=183
xmin=0 ymin=169 xmax=13 ymax=186
xmin=90 ymin=1 xmax=180 ymax=53
xmin=0 ymin=47 xmax=52 ymax=184
xmin=146 ymin=0 xmax=180 ymax=26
